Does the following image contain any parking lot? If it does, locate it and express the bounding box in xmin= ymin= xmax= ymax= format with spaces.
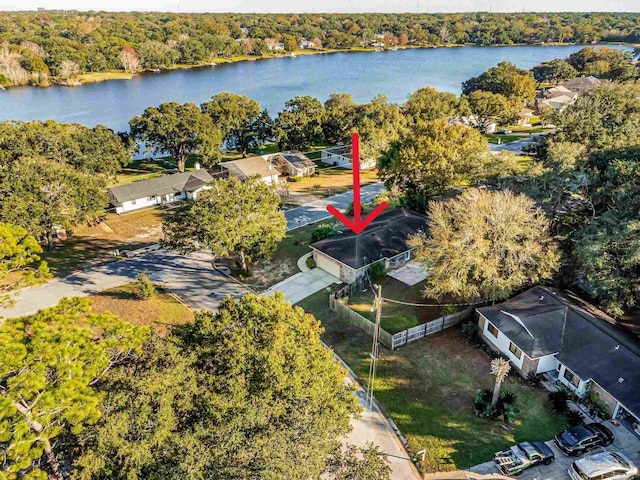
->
xmin=470 ymin=420 xmax=640 ymax=480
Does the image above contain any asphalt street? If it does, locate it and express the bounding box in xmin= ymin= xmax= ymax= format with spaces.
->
xmin=285 ymin=182 xmax=387 ymax=230
xmin=489 ymin=133 xmax=545 ymax=154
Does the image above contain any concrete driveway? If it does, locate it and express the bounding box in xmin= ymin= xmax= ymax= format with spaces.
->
xmin=469 ymin=420 xmax=640 ymax=480
xmin=266 ymin=268 xmax=340 ymax=304
xmin=286 ymin=183 xmax=386 ymax=230
xmin=0 ymin=250 xmax=249 ymax=319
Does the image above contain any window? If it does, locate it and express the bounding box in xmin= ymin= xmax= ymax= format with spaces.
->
xmin=131 ymin=199 xmax=137 ymax=205
xmin=509 ymin=342 xmax=522 ymax=359
xmin=563 ymin=367 xmax=580 ymax=388
xmin=147 ymin=195 xmax=156 ymax=201
xmin=487 ymin=322 xmax=499 ymax=338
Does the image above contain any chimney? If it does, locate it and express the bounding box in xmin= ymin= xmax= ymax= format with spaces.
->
xmin=194 ymin=162 xmax=201 ymax=170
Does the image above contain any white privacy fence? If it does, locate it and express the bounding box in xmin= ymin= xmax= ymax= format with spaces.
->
xmin=329 ymin=294 xmax=473 ymax=350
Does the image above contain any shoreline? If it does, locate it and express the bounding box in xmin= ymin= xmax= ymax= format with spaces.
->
xmin=2 ymin=41 xmax=635 ymax=90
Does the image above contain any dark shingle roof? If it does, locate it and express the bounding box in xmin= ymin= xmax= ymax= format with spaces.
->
xmin=108 ymin=169 xmax=213 ymax=204
xmin=478 ymin=286 xmax=640 ymax=419
xmin=311 ymin=209 xmax=428 ymax=269
xmin=275 ymin=151 xmax=316 ymax=169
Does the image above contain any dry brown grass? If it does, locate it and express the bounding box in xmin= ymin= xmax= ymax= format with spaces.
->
xmin=88 ymin=283 xmax=194 ymax=335
xmin=286 ymin=168 xmax=379 ymax=196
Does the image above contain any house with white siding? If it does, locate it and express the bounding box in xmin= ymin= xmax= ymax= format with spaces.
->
xmin=476 ymin=286 xmax=640 ymax=427
xmin=107 ymin=168 xmax=213 ymax=214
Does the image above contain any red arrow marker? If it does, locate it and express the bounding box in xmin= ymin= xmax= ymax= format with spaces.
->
xmin=327 ymin=132 xmax=388 ymax=234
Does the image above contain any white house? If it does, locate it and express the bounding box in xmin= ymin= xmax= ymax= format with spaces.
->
xmin=270 ymin=151 xmax=316 ymax=177
xmin=107 ymin=168 xmax=213 ymax=214
xmin=310 ymin=209 xmax=428 ymax=284
xmin=320 ymin=144 xmax=377 ymax=170
xmin=476 ymin=286 xmax=640 ymax=426
xmin=222 ymin=156 xmax=280 ymax=184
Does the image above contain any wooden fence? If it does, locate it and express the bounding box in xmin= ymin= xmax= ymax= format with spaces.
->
xmin=329 ymin=294 xmax=473 ymax=350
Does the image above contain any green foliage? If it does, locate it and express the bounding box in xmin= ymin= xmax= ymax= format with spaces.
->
xmin=163 ymin=177 xmax=287 ymax=274
xmin=548 ymin=390 xmax=570 ymax=414
xmin=461 ymin=321 xmax=478 ymax=342
xmin=566 ymin=409 xmax=584 ymax=427
xmin=474 ymin=388 xmax=517 ymax=422
xmin=379 ymin=119 xmax=490 ymax=211
xmin=276 ymin=95 xmax=326 ymax=151
xmin=0 ymin=298 xmax=149 ymax=478
xmin=311 ymin=223 xmax=339 ymax=243
xmin=0 ymin=222 xmax=51 ymax=287
xmin=462 ymin=61 xmax=536 ymax=103
xmin=135 ymin=271 xmax=156 ymax=299
xmin=526 ymin=371 xmax=543 ymax=387
xmin=464 ymin=90 xmax=520 ymax=130
xmin=532 ymin=58 xmax=578 ymax=85
xmin=409 ymin=188 xmax=559 ymax=302
xmin=368 ymin=261 xmax=386 ymax=280
xmin=403 ymin=86 xmax=460 ymax=126
xmin=201 ymin=92 xmax=263 ymax=154
xmin=129 ymin=101 xmax=222 ymax=172
xmin=0 ymin=157 xmax=108 ymax=246
xmin=566 ymin=46 xmax=636 ymax=80
xmin=305 ymin=256 xmax=316 ymax=269
xmin=325 ymin=444 xmax=391 ymax=480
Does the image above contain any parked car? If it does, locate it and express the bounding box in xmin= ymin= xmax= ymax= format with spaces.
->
xmin=494 ymin=441 xmax=555 ymax=476
xmin=496 ymin=129 xmax=513 ymax=134
xmin=555 ymin=423 xmax=614 ymax=457
xmin=532 ymin=122 xmax=543 ymax=126
xmin=568 ymin=450 xmax=638 ymax=480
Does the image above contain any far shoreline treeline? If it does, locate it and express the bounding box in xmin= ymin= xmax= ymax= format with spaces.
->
xmin=0 ymin=10 xmax=638 ymax=88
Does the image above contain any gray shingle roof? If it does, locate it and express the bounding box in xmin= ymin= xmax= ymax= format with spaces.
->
xmin=222 ymin=156 xmax=273 ymax=179
xmin=275 ymin=151 xmax=316 ymax=169
xmin=478 ymin=286 xmax=640 ymax=419
xmin=311 ymin=209 xmax=428 ymax=269
xmin=108 ymin=169 xmax=213 ymax=205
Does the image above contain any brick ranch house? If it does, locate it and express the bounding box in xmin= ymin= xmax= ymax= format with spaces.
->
xmin=476 ymin=286 xmax=640 ymax=424
xmin=310 ymin=208 xmax=428 ymax=284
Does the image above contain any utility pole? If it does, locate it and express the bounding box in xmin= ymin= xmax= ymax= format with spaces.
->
xmin=366 ymin=284 xmax=383 ymax=411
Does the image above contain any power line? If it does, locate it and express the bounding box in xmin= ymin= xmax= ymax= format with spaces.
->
xmin=381 ymin=297 xmax=479 ymax=307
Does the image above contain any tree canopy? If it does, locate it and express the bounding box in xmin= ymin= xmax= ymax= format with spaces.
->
xmin=462 ymin=61 xmax=536 ymax=103
xmin=163 ymin=177 xmax=286 ymax=273
xmin=73 ymin=293 xmax=364 ymax=479
xmin=403 ymin=86 xmax=461 ymax=126
xmin=531 ymin=58 xmax=578 ymax=85
xmin=0 ymin=298 xmax=149 ymax=479
xmin=129 ymin=101 xmax=222 ymax=172
xmin=464 ymin=90 xmax=519 ymax=130
xmin=276 ymin=95 xmax=326 ymax=151
xmin=409 ymin=188 xmax=559 ymax=302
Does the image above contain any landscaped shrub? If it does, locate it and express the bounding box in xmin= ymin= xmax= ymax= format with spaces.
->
xmin=474 ymin=388 xmax=517 ymax=422
xmin=311 ymin=223 xmax=339 ymax=243
xmin=526 ymin=371 xmax=543 ymax=387
xmin=368 ymin=261 xmax=385 ymax=280
xmin=305 ymin=256 xmax=316 ymax=269
xmin=289 ymin=176 xmax=303 ymax=182
xmin=549 ymin=390 xmax=570 ymax=414
xmin=461 ymin=321 xmax=478 ymax=342
xmin=135 ymin=272 xmax=156 ymax=299
xmin=566 ymin=409 xmax=584 ymax=427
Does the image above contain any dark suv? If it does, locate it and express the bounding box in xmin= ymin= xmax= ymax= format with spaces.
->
xmin=554 ymin=423 xmax=614 ymax=457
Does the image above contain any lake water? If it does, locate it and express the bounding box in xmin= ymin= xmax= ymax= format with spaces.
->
xmin=0 ymin=44 xmax=632 ymax=132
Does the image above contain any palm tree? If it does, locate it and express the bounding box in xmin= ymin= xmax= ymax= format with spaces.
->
xmin=490 ymin=358 xmax=511 ymax=407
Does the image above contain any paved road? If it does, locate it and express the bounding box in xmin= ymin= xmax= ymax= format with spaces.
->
xmin=470 ymin=420 xmax=640 ymax=480
xmin=285 ymin=183 xmax=386 ymax=230
xmin=0 ymin=250 xmax=249 ymax=319
xmin=489 ymin=134 xmax=545 ymax=154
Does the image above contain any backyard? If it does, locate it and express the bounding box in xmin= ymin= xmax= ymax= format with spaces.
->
xmin=88 ymin=282 xmax=194 ymax=335
xmin=297 ymin=289 xmax=568 ymax=473
xmin=347 ymin=275 xmax=460 ymax=334
xmin=285 ymin=166 xmax=378 ymax=197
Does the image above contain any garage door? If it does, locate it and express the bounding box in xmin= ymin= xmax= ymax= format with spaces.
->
xmin=315 ymin=253 xmax=341 ymax=278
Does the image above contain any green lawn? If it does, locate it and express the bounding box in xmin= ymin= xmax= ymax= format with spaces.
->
xmin=298 ymin=289 xmax=568 ymax=473
xmin=348 ymin=276 xmax=455 ymax=334
xmin=486 ymin=134 xmax=522 ymax=144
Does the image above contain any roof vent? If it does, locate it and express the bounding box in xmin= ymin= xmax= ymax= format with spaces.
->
xmin=615 ymin=345 xmax=620 ymax=350
xmin=618 ymin=377 xmax=625 ymax=384
xmin=539 ymin=296 xmax=544 ymax=301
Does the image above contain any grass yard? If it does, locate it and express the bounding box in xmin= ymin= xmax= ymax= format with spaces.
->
xmin=348 ymin=276 xmax=456 ymax=334
xmin=298 ymin=289 xmax=567 ymax=473
xmin=41 ymin=209 xmax=166 ymax=277
xmin=88 ymin=282 xmax=194 ymax=335
xmin=486 ymin=134 xmax=522 ymax=144
xmin=287 ymin=167 xmax=379 ymax=197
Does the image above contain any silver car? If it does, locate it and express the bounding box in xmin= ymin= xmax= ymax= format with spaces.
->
xmin=568 ymin=450 xmax=638 ymax=480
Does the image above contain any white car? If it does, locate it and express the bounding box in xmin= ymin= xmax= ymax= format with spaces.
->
xmin=568 ymin=450 xmax=638 ymax=480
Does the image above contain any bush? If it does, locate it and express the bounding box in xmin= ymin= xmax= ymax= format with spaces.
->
xmin=500 ymin=390 xmax=517 ymax=405
xmin=135 ymin=272 xmax=156 ymax=299
xmin=461 ymin=321 xmax=478 ymax=342
xmin=305 ymin=257 xmax=316 ymax=269
xmin=368 ymin=261 xmax=385 ymax=280
xmin=311 ymin=223 xmax=339 ymax=243
xmin=289 ymin=176 xmax=303 ymax=182
xmin=549 ymin=390 xmax=570 ymax=413
xmin=566 ymin=409 xmax=584 ymax=427
xmin=475 ymin=388 xmax=518 ymax=422
xmin=526 ymin=371 xmax=543 ymax=387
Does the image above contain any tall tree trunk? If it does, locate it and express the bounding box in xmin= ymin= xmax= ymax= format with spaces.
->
xmin=176 ymin=156 xmax=186 ymax=173
xmin=44 ymin=232 xmax=54 ymax=251
xmin=491 ymin=378 xmax=502 ymax=407
xmin=43 ymin=438 xmax=64 ymax=480
xmin=239 ymin=248 xmax=248 ymax=275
